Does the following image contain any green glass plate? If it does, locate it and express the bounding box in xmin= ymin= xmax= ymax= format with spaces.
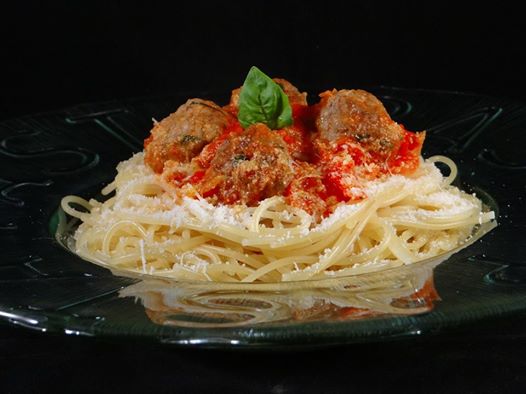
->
xmin=0 ymin=88 xmax=523 ymax=349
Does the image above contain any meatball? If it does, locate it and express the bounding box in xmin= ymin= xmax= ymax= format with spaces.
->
xmin=197 ymin=123 xmax=294 ymax=206
xmin=315 ymin=89 xmax=404 ymax=158
xmin=144 ymin=99 xmax=234 ymax=173
xmin=228 ymin=78 xmax=308 ymax=109
xmin=273 ymin=78 xmax=308 ymax=106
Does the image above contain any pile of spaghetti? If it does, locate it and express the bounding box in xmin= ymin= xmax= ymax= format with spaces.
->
xmin=62 ymin=67 xmax=495 ymax=283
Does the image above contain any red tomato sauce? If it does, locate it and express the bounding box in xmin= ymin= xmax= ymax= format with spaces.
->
xmin=152 ymin=101 xmax=424 ymax=217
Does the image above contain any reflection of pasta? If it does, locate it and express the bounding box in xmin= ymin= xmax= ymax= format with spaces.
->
xmin=119 ymin=258 xmax=440 ymax=327
xmin=62 ymin=153 xmax=494 ymax=283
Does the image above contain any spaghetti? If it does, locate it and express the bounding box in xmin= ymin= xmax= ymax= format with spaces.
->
xmin=61 ymin=70 xmax=495 ymax=283
xmin=62 ymin=153 xmax=494 ymax=282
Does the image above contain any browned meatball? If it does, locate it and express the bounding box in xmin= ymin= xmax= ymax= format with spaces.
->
xmin=197 ymin=123 xmax=294 ymax=206
xmin=315 ymin=89 xmax=404 ymax=158
xmin=144 ymin=99 xmax=234 ymax=173
xmin=273 ymin=78 xmax=308 ymax=106
xmin=228 ymin=78 xmax=308 ymax=109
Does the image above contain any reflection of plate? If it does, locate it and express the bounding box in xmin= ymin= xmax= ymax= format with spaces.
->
xmin=0 ymin=88 xmax=524 ymax=348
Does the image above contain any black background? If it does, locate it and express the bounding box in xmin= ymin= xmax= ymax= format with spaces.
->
xmin=1 ymin=1 xmax=526 ymax=120
xmin=2 ymin=1 xmax=526 ymax=393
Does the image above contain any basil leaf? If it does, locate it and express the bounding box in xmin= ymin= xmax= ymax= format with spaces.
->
xmin=237 ymin=66 xmax=293 ymax=130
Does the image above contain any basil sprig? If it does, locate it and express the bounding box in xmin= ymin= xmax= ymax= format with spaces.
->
xmin=237 ymin=66 xmax=293 ymax=130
